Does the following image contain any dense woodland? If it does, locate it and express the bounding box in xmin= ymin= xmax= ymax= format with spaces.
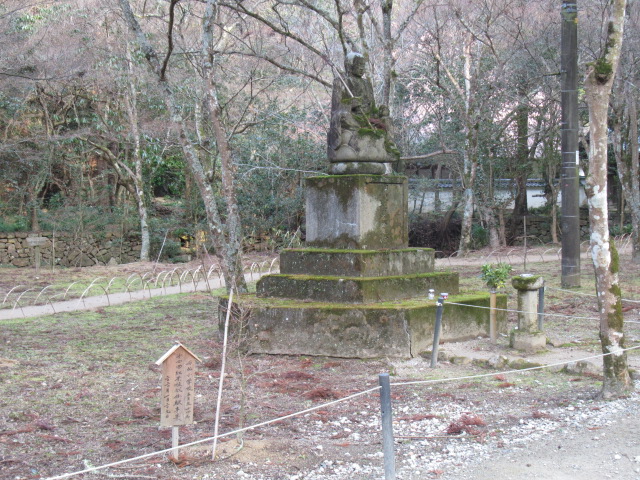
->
xmin=0 ymin=0 xmax=638 ymax=266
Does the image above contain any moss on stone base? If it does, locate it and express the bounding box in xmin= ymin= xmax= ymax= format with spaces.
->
xmin=218 ymin=293 xmax=507 ymax=358
xmin=279 ymin=247 xmax=435 ymax=277
xmin=257 ymin=271 xmax=458 ymax=303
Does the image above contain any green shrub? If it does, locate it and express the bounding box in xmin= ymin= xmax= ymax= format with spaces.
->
xmin=480 ymin=262 xmax=513 ymax=290
xmin=0 ymin=216 xmax=29 ymax=232
xmin=471 ymin=224 xmax=489 ymax=249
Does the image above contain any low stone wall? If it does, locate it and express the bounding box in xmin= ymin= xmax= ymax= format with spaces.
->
xmin=514 ymin=210 xmax=590 ymax=244
xmin=0 ymin=230 xmax=142 ymax=268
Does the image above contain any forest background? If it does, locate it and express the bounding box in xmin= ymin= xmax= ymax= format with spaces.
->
xmin=1 ymin=0 xmax=639 ymax=280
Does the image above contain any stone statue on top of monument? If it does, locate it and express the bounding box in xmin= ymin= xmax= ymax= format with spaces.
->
xmin=327 ymin=52 xmax=400 ymax=175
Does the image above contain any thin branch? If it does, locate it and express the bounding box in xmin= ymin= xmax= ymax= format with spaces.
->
xmin=160 ymin=0 xmax=180 ymax=80
xmin=228 ymin=50 xmax=331 ymax=88
xmin=221 ymin=1 xmax=331 ymax=63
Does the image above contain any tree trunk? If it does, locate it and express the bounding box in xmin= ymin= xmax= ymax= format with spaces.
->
xmin=629 ymin=97 xmax=640 ymax=262
xmin=584 ymin=0 xmax=632 ymax=398
xmin=202 ymin=0 xmax=246 ymax=292
xmin=509 ymin=93 xmax=530 ymax=243
xmin=118 ymin=0 xmax=247 ymax=293
xmin=434 ymin=164 xmax=442 ymax=214
xmin=479 ymin=204 xmax=500 ymax=248
xmin=380 ymin=0 xmax=393 ymax=107
xmin=30 ymin=198 xmax=39 ymax=232
xmin=550 ymin=197 xmax=559 ymax=244
xmin=457 ymin=36 xmax=478 ymax=254
xmin=613 ymin=93 xmax=640 ymax=263
xmin=124 ymin=42 xmax=150 ymax=262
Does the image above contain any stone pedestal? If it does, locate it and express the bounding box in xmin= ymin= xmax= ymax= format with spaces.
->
xmin=305 ymin=175 xmax=407 ymax=249
xmin=279 ymin=248 xmax=434 ymax=277
xmin=220 ymin=173 xmax=501 ymax=358
xmin=221 ymin=293 xmax=507 ymax=358
xmin=510 ymin=274 xmax=546 ymax=352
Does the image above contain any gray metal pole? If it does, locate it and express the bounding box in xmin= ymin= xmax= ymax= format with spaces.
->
xmin=560 ymin=0 xmax=581 ymax=287
xmin=538 ymin=285 xmax=545 ymax=331
xmin=431 ymin=297 xmax=445 ymax=368
xmin=378 ymin=373 xmax=396 ymax=480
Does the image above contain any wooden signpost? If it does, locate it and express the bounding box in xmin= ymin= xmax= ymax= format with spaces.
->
xmin=156 ymin=343 xmax=201 ymax=459
xmin=26 ymin=236 xmax=48 ymax=272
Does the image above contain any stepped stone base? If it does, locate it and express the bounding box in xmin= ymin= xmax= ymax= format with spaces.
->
xmin=257 ymin=272 xmax=458 ymax=303
xmin=219 ymin=293 xmax=507 ymax=359
xmin=279 ymin=248 xmax=434 ymax=277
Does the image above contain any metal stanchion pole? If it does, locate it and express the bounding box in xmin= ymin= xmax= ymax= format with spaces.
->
xmin=379 ymin=373 xmax=396 ymax=480
xmin=431 ymin=297 xmax=445 ymax=368
xmin=538 ymin=285 xmax=545 ymax=331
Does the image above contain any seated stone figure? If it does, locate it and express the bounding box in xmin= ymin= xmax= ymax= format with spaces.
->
xmin=327 ymin=52 xmax=399 ymax=174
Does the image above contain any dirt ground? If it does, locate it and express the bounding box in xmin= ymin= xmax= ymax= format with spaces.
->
xmin=1 ymin=246 xmax=640 ymax=480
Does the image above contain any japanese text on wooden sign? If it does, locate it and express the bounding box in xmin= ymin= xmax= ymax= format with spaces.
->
xmin=156 ymin=344 xmax=201 ymax=427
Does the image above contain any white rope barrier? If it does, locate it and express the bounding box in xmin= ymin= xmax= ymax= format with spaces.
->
xmin=444 ymin=300 xmax=601 ymax=321
xmin=44 ymin=386 xmax=381 ymax=480
xmin=45 ymin=338 xmax=640 ymax=480
xmin=37 ymin=277 xmax=640 ymax=479
xmin=547 ymin=286 xmax=640 ymax=304
xmin=392 ymin=344 xmax=640 ymax=387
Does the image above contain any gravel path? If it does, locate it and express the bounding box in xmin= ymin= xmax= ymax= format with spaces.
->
xmin=440 ymin=391 xmax=640 ymax=480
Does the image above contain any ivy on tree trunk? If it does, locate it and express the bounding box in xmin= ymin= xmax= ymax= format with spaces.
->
xmin=584 ymin=0 xmax=632 ymax=398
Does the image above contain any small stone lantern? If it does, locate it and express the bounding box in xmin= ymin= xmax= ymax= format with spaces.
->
xmin=510 ymin=274 xmax=546 ymax=352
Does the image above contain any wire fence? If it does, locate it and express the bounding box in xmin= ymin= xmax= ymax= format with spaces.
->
xmin=0 ymin=258 xmax=280 ymax=317
xmin=436 ymin=233 xmax=633 ymax=266
xmin=42 ymin=289 xmax=640 ymax=480
xmin=44 ymin=340 xmax=640 ymax=480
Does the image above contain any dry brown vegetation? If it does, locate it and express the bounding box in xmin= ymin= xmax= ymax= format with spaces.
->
xmin=1 ymin=248 xmax=640 ymax=478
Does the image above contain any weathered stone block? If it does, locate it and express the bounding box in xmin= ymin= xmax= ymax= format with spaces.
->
xmin=12 ymin=258 xmax=29 ymax=267
xmin=328 ymin=162 xmax=386 ymax=175
xmin=510 ymin=330 xmax=546 ymax=353
xmin=280 ymin=248 xmax=434 ymax=277
xmin=219 ymin=293 xmax=507 ymax=358
xmin=305 ymin=175 xmax=408 ymax=249
xmin=511 ymin=274 xmax=544 ymax=291
xmin=257 ymin=271 xmax=459 ymax=303
xmin=512 ymin=274 xmax=544 ymax=332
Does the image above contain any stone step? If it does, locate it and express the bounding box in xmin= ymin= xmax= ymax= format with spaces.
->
xmin=279 ymin=247 xmax=435 ymax=277
xmin=256 ymin=271 xmax=458 ymax=304
xmin=219 ymin=293 xmax=507 ymax=359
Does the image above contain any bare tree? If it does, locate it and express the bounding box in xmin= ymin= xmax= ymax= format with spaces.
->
xmin=118 ymin=0 xmax=247 ymax=292
xmin=611 ymin=4 xmax=640 ymax=263
xmin=584 ymin=0 xmax=632 ymax=398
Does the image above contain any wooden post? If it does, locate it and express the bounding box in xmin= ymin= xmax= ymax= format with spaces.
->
xmin=156 ymin=343 xmax=202 ymax=460
xmin=172 ymin=426 xmax=179 ymax=459
xmin=26 ymin=237 xmax=48 ymax=273
xmin=560 ymin=0 xmax=581 ymax=287
xmin=489 ymin=289 xmax=497 ymax=344
xmin=537 ymin=285 xmax=545 ymax=331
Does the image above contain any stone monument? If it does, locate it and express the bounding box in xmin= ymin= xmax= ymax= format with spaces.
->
xmin=327 ymin=52 xmax=399 ymax=175
xmin=510 ymin=274 xmax=546 ymax=352
xmin=219 ymin=54 xmax=504 ymax=358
